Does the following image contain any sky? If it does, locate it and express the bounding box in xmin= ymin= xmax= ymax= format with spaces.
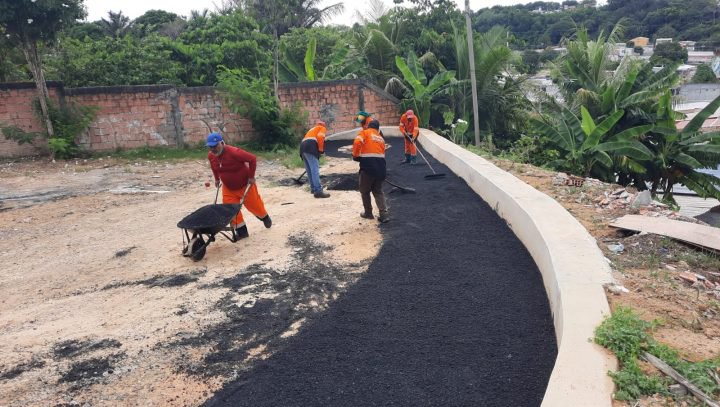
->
xmin=83 ymin=0 xmax=569 ymax=25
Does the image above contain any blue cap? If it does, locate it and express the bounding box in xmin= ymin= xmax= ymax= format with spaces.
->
xmin=206 ymin=132 xmax=223 ymax=147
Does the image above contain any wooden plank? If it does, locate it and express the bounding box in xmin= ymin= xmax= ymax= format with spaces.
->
xmin=642 ymin=352 xmax=720 ymax=407
xmin=609 ymin=214 xmax=720 ymax=252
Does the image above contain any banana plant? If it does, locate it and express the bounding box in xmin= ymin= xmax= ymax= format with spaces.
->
xmin=279 ymin=37 xmax=364 ymax=82
xmin=531 ymin=106 xmax=653 ymax=178
xmin=389 ymin=51 xmax=456 ymax=127
xmin=641 ymin=92 xmax=720 ymax=202
xmin=279 ymin=37 xmax=316 ymax=82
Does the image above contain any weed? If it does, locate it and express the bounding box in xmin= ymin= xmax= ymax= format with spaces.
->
xmin=595 ymin=307 xmax=720 ymax=402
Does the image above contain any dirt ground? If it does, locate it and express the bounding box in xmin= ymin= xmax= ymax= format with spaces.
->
xmin=0 ymin=154 xmax=381 ymax=406
xmin=2 ymin=150 xmax=718 ymax=406
xmin=488 ymin=158 xmax=720 ymax=406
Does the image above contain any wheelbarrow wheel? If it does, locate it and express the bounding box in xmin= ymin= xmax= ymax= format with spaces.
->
xmin=187 ymin=236 xmax=206 ymax=261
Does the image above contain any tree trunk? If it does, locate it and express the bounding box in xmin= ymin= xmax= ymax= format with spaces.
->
xmin=21 ymin=34 xmax=55 ymax=143
xmin=273 ymin=27 xmax=279 ymax=101
xmin=464 ymin=0 xmax=481 ymax=147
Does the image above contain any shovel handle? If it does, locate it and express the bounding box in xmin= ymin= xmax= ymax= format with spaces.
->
xmin=214 ymin=182 xmax=221 ymax=204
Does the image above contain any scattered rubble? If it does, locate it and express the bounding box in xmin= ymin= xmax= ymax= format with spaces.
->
xmin=552 ymin=172 xmax=709 ymax=225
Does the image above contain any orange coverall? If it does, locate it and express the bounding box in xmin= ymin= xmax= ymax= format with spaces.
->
xmin=399 ymin=113 xmax=420 ymax=157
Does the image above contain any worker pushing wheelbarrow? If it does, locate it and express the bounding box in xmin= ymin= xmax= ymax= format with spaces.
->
xmin=178 ymin=132 xmax=272 ymax=261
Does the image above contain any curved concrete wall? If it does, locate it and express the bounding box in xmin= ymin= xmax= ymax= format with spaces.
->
xmin=417 ymin=130 xmax=616 ymax=406
xmin=328 ymin=127 xmax=617 ymax=406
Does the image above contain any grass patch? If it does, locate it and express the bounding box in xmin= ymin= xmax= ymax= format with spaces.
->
xmin=100 ymin=144 xmax=207 ymax=161
xmin=95 ymin=143 xmax=315 ymax=169
xmin=595 ymin=307 xmax=720 ymax=402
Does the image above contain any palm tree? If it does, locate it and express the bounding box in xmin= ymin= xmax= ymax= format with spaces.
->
xmin=99 ymin=11 xmax=133 ymax=38
xmin=354 ymin=0 xmax=390 ymax=25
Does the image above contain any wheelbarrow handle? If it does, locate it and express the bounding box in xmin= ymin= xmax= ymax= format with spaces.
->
xmin=239 ymin=182 xmax=252 ymax=206
xmin=214 ymin=182 xmax=252 ymax=206
xmin=214 ymin=182 xmax=221 ymax=204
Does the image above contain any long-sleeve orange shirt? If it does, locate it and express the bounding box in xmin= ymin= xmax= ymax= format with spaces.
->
xmin=208 ymin=145 xmax=257 ymax=190
xmin=399 ymin=113 xmax=419 ymax=139
xmin=299 ymin=125 xmax=326 ymax=158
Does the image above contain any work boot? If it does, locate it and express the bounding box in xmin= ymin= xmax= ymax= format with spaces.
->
xmin=400 ymin=153 xmax=411 ymax=164
xmin=314 ymin=191 xmax=331 ymax=198
xmin=360 ymin=211 xmax=374 ymax=220
xmin=259 ymin=215 xmax=272 ymax=229
xmin=234 ymin=225 xmax=249 ymax=241
xmin=377 ymin=211 xmax=390 ymax=223
xmin=410 ymin=156 xmax=417 ymax=165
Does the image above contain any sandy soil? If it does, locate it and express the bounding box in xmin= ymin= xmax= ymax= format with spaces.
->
xmin=0 ymin=154 xmax=381 ymax=406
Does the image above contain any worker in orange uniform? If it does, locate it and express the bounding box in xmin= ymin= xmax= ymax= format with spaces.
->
xmin=206 ymin=132 xmax=272 ymax=241
xmin=299 ymin=120 xmax=330 ymax=198
xmin=399 ymin=109 xmax=420 ymax=164
xmin=352 ymin=118 xmax=389 ymax=223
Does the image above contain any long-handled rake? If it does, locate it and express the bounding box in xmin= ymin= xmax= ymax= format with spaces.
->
xmin=406 ymin=134 xmax=446 ymax=180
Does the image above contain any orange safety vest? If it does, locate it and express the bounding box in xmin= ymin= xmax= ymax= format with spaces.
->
xmin=399 ymin=113 xmax=419 ymax=138
xmin=300 ymin=125 xmax=326 ymax=158
xmin=353 ymin=127 xmax=386 ymax=178
xmin=353 ymin=128 xmax=386 ymax=158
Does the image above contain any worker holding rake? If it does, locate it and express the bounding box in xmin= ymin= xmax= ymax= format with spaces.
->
xmin=207 ymin=132 xmax=272 ymax=240
xmin=399 ymin=109 xmax=419 ymax=165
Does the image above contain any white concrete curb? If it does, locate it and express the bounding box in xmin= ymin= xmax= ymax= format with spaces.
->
xmin=327 ymin=127 xmax=617 ymax=405
xmin=417 ymin=130 xmax=616 ymax=406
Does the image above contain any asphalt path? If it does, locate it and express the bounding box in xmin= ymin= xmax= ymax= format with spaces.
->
xmin=205 ymin=137 xmax=557 ymax=406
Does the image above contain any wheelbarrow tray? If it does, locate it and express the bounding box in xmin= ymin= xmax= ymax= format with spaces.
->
xmin=177 ymin=203 xmax=241 ymax=234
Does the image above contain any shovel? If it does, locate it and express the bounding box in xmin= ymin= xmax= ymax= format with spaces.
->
xmin=293 ymin=170 xmax=306 ymax=185
xmin=384 ymin=178 xmax=416 ymax=193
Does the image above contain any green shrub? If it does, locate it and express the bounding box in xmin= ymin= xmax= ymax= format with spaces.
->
xmin=595 ymin=307 xmax=720 ymax=402
xmin=216 ymin=66 xmax=307 ymax=149
xmin=2 ymin=99 xmax=97 ymax=159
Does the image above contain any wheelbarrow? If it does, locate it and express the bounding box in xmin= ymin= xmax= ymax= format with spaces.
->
xmin=177 ymin=183 xmax=251 ymax=261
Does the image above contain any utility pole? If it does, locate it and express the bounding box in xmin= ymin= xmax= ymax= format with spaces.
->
xmin=465 ymin=0 xmax=481 ymax=147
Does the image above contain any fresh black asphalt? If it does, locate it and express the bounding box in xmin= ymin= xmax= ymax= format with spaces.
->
xmin=204 ymin=137 xmax=557 ymax=406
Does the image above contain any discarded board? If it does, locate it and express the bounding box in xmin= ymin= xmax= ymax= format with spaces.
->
xmin=609 ymin=215 xmax=720 ymax=252
xmin=642 ymin=352 xmax=720 ymax=407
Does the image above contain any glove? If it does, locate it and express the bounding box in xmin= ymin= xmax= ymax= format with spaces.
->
xmin=215 ymin=179 xmax=221 ymax=188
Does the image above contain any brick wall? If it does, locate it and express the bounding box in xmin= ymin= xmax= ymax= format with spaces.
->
xmin=0 ymin=80 xmax=400 ymax=158
xmin=0 ymin=83 xmax=62 ymax=157
xmin=278 ymin=80 xmax=400 ymax=133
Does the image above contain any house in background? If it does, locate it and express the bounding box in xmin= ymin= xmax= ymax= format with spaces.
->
xmin=679 ymin=41 xmax=696 ymax=51
xmin=688 ymin=51 xmax=716 ymax=64
xmin=630 ymin=36 xmax=649 ymax=47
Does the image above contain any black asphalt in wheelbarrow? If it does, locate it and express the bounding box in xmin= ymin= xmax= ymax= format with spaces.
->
xmin=177 ymin=203 xmax=241 ymax=261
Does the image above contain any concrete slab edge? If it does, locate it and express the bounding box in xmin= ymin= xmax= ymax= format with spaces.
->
xmin=416 ymin=130 xmax=617 ymax=407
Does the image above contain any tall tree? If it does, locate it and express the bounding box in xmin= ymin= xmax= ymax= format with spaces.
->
xmin=243 ymin=0 xmax=344 ymax=95
xmin=99 ymin=11 xmax=133 ymax=38
xmin=0 ymin=0 xmax=85 ymax=139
